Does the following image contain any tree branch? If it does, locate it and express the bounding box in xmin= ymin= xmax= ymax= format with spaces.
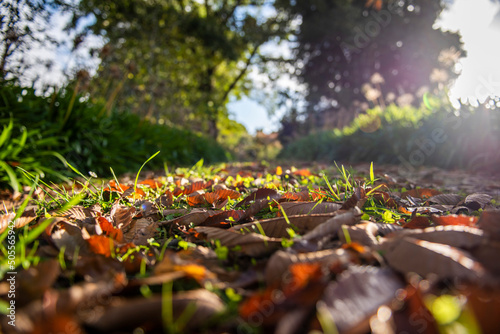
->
xmin=219 ymin=44 xmax=260 ymax=104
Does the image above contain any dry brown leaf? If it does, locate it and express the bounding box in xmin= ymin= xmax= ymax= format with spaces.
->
xmin=320 ymin=266 xmax=405 ymax=334
xmin=403 ymin=216 xmax=432 ymax=229
xmin=265 ymin=249 xmax=350 ymax=287
xmin=48 ymin=218 xmax=90 ymax=257
xmin=459 ymin=285 xmax=500 ymax=333
xmin=85 ymin=289 xmax=224 ymax=333
xmin=397 ymin=225 xmax=485 ymax=250
xmin=14 ymin=259 xmax=60 ymax=307
xmin=301 ymin=207 xmax=362 ymax=241
xmin=235 ymin=188 xmax=281 ymax=207
xmin=279 ymin=201 xmax=341 ymax=216
xmin=168 ymin=209 xmax=218 ymax=226
xmin=0 ymin=211 xmax=36 ymax=234
xmin=470 ymin=241 xmax=500 ymax=276
xmin=370 ymin=222 xmax=404 ymax=236
xmin=477 ymin=209 xmax=500 ymax=239
xmin=195 ymin=226 xmax=281 ymax=257
xmin=122 ymin=217 xmax=158 ymax=245
xmin=338 ymin=222 xmax=379 ymax=246
xmin=57 ymin=205 xmax=99 ymax=220
xmin=426 ymin=193 xmax=462 ymax=206
xmin=109 ymin=204 xmax=136 ymax=230
xmin=464 ymin=193 xmax=492 ymax=211
xmin=381 ymin=237 xmax=486 ymax=281
xmin=233 ymin=213 xmax=339 ymax=238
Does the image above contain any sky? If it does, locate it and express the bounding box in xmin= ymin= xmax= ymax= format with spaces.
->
xmin=229 ymin=0 xmax=500 ymax=134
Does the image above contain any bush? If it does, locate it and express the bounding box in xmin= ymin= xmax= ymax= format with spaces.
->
xmin=0 ymin=83 xmax=228 ymax=190
xmin=279 ymin=99 xmax=500 ymax=171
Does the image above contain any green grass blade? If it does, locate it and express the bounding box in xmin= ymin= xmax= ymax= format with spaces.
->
xmin=134 ymin=151 xmax=160 ymax=194
xmin=369 ymin=162 xmax=375 ymax=184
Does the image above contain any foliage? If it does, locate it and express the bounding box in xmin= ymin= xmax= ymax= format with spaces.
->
xmin=0 ymin=116 xmax=68 ymax=193
xmin=64 ymin=0 xmax=291 ymax=139
xmin=0 ymin=0 xmax=61 ymax=81
xmin=0 ymin=82 xmax=227 ymax=191
xmin=279 ymin=98 xmax=500 ymax=171
xmin=275 ymin=0 xmax=465 ymax=134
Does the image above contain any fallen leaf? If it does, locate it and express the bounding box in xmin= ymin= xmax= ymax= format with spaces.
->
xmin=265 ymin=249 xmax=350 ymax=287
xmin=402 ymin=188 xmax=442 ymax=199
xmin=97 ymin=216 xmax=124 ymax=242
xmin=235 ymin=188 xmax=281 ymax=207
xmin=320 ymin=266 xmax=405 ymax=333
xmin=464 ymin=193 xmax=492 ymax=211
xmin=426 ymin=193 xmax=462 ymax=206
xmin=301 ymin=207 xmax=362 ymax=242
xmin=87 ymin=235 xmax=114 ymax=257
xmin=234 ymin=213 xmax=339 ymax=238
xmin=195 ymin=226 xmax=281 ymax=257
xmin=381 ymin=237 xmax=486 ymax=281
xmin=199 ymin=210 xmax=245 ymax=228
xmin=168 ymin=209 xmax=218 ymax=226
xmin=0 ymin=211 xmax=36 ymax=233
xmin=279 ymin=201 xmax=341 ymax=216
xmin=281 ymin=190 xmax=310 ymax=202
xmin=85 ymin=289 xmax=224 ymax=333
xmin=477 ymin=209 xmax=500 ymax=239
xmin=122 ymin=217 xmax=157 ymax=245
xmin=403 ymin=216 xmax=432 ymax=229
xmin=430 ymin=214 xmax=477 ymax=227
xmin=398 ymin=225 xmax=485 ymax=250
xmin=338 ymin=222 xmax=379 ymax=246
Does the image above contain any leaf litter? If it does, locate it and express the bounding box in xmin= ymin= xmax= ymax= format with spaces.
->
xmin=1 ymin=162 xmax=500 ymax=333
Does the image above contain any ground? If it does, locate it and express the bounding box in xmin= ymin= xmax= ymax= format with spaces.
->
xmin=1 ymin=162 xmax=500 ymax=333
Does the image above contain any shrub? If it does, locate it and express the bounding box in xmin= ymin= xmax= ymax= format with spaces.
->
xmin=0 ymin=83 xmax=227 ymax=190
xmin=279 ymin=100 xmax=500 ymax=171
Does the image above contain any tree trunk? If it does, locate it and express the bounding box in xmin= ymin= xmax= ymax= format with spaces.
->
xmin=208 ymin=113 xmax=218 ymax=140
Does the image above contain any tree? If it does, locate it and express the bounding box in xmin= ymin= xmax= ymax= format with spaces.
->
xmin=0 ymin=0 xmax=60 ymax=83
xmin=274 ymin=0 xmax=465 ymax=133
xmin=66 ymin=0 xmax=290 ymax=140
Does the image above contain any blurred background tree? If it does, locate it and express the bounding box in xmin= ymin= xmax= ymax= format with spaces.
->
xmin=274 ymin=0 xmax=466 ymax=139
xmin=63 ymin=0 xmax=291 ymax=140
xmin=0 ymin=0 xmax=61 ymax=82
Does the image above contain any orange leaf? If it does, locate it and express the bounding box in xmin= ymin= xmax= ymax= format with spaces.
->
xmin=87 ymin=235 xmax=114 ymax=257
xmin=403 ymin=216 xmax=431 ymax=229
xmin=281 ymin=190 xmax=310 ymax=202
xmin=293 ymin=169 xmax=312 ymax=177
xmin=239 ymin=289 xmax=274 ymax=319
xmin=431 ymin=215 xmax=478 ymax=227
xmin=187 ymin=193 xmax=207 ymax=207
xmin=398 ymin=206 xmax=412 ymax=214
xmin=97 ymin=216 xmax=124 ymax=242
xmin=104 ymin=180 xmax=130 ymax=192
xmin=401 ymin=188 xmax=442 ymax=199
xmin=284 ymin=262 xmax=323 ymax=295
xmin=139 ymin=178 xmax=160 ymax=189
xmin=173 ymin=264 xmax=208 ymax=282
